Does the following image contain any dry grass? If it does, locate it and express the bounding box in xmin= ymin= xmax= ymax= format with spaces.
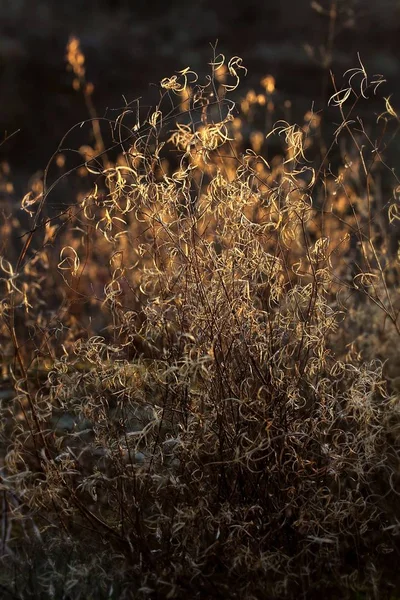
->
xmin=0 ymin=43 xmax=400 ymax=599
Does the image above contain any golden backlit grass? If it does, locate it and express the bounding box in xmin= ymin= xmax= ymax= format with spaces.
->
xmin=0 ymin=45 xmax=400 ymax=599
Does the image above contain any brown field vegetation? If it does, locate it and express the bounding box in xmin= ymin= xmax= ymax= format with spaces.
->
xmin=0 ymin=40 xmax=400 ymax=599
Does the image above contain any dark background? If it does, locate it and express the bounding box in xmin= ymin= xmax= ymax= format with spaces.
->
xmin=1 ymin=0 xmax=400 ymax=191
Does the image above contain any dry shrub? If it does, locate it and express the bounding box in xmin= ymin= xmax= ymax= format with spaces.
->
xmin=1 ymin=48 xmax=400 ymax=599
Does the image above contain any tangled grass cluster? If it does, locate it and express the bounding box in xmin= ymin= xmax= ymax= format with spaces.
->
xmin=1 ymin=46 xmax=400 ymax=599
